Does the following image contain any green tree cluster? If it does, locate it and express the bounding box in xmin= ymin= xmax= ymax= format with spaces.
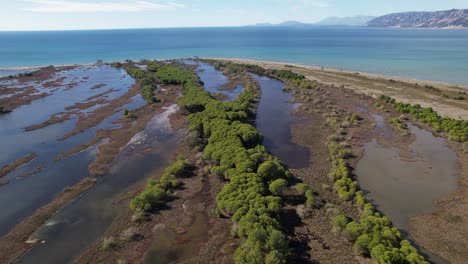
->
xmin=343 ymin=210 xmax=427 ymax=264
xmin=155 ymin=64 xmax=200 ymax=85
xmin=391 ymin=117 xmax=408 ymax=130
xmin=327 ymin=138 xmax=356 ymax=201
xmin=380 ymin=95 xmax=468 ymax=142
xmin=294 ymin=183 xmax=310 ymax=195
xmin=269 ymin=179 xmax=288 ymax=195
xmin=293 ymin=183 xmax=314 ymax=208
xmin=325 ymin=112 xmax=427 ymax=263
xmin=125 ymin=66 xmax=160 ymax=103
xmin=209 ymin=60 xmax=317 ymax=90
xmin=130 ymin=157 xmax=191 ymax=212
xmin=164 ymin=63 xmax=293 ymax=263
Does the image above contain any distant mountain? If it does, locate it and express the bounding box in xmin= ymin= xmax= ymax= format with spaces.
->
xmin=252 ymin=16 xmax=375 ymax=28
xmin=367 ymin=9 xmax=468 ymax=28
xmin=253 ymin=21 xmax=314 ymax=27
xmin=316 ymin=16 xmax=376 ymax=26
xmin=278 ymin=21 xmax=312 ymax=27
xmin=254 ymin=23 xmax=274 ymax=27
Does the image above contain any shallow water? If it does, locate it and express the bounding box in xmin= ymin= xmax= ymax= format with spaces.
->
xmin=185 ymin=60 xmax=244 ymax=101
xmin=0 ymin=66 xmax=134 ymax=166
xmin=17 ymin=107 xmax=183 ymax=264
xmin=356 ymin=118 xmax=458 ymax=263
xmin=252 ymin=74 xmax=309 ymax=169
xmin=143 ymin=179 xmax=211 ymax=264
xmin=0 ymin=66 xmax=139 ymax=236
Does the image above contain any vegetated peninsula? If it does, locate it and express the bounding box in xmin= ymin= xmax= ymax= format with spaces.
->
xmin=367 ymin=9 xmax=468 ymax=28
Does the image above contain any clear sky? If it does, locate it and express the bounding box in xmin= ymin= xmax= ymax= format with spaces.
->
xmin=1 ymin=0 xmax=467 ymax=31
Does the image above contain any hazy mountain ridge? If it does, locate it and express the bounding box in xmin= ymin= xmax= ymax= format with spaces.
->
xmin=367 ymin=9 xmax=468 ymax=28
xmin=316 ymin=16 xmax=376 ymax=26
xmin=252 ymin=16 xmax=373 ymax=27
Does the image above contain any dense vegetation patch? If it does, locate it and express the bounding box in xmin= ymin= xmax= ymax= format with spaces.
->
xmin=184 ymin=75 xmax=292 ymax=263
xmin=125 ymin=66 xmax=160 ymax=103
xmin=324 ymin=110 xmax=427 ymax=264
xmin=205 ymin=60 xmax=427 ymax=263
xmin=126 ymin=62 xmax=205 ymax=103
xmin=208 ymin=60 xmax=318 ymax=90
xmin=132 ymin=61 xmax=294 ymax=263
xmin=130 ymin=157 xmax=192 ymax=213
xmin=380 ymin=95 xmax=468 ymax=142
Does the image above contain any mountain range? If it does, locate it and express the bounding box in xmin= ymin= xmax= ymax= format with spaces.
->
xmin=252 ymin=9 xmax=468 ymax=28
xmin=366 ymin=9 xmax=468 ymax=28
xmin=253 ymin=16 xmax=374 ymax=27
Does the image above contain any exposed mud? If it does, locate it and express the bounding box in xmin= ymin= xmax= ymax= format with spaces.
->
xmin=0 ymin=154 xmax=38 ymax=179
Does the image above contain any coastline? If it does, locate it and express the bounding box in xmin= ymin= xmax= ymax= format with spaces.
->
xmin=207 ymin=58 xmax=468 ymax=120
xmin=209 ymin=57 xmax=468 ymax=89
xmin=2 ymin=57 xmax=468 ymax=88
xmin=3 ymin=58 xmax=466 ymax=120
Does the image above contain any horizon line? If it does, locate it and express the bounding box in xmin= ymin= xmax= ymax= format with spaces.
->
xmin=0 ymin=24 xmax=369 ymax=32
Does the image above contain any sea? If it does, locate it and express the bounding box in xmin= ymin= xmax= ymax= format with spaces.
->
xmin=0 ymin=26 xmax=467 ymax=85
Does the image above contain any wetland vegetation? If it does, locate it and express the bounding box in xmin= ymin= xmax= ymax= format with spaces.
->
xmin=380 ymin=95 xmax=467 ymax=142
xmin=0 ymin=58 xmax=466 ymax=264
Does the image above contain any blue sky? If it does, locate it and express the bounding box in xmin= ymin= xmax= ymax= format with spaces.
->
xmin=1 ymin=0 xmax=467 ymax=31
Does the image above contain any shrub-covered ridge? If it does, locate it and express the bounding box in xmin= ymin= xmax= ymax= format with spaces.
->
xmin=325 ymin=110 xmax=427 ymax=264
xmin=138 ymin=61 xmax=294 ymax=263
xmin=380 ymin=95 xmax=467 ymax=142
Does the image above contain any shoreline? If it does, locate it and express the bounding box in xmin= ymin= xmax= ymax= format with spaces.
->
xmin=206 ymin=58 xmax=468 ymax=120
xmin=208 ymin=57 xmax=468 ymax=89
xmin=2 ymin=57 xmax=468 ymax=89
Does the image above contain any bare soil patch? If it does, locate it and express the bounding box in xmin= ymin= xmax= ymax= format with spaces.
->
xmin=0 ymin=153 xmax=38 ymax=179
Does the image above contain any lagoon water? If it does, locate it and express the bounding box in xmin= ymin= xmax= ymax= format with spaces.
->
xmin=1 ymin=27 xmax=468 ymax=84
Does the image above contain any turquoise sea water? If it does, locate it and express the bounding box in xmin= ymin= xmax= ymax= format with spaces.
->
xmin=0 ymin=27 xmax=467 ymax=84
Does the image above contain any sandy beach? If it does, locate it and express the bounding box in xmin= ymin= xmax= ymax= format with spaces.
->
xmin=208 ymin=58 xmax=468 ymax=120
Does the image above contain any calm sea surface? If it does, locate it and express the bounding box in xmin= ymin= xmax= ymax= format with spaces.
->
xmin=0 ymin=27 xmax=467 ymax=84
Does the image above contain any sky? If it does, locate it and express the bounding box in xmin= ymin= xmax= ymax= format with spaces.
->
xmin=0 ymin=0 xmax=467 ymax=31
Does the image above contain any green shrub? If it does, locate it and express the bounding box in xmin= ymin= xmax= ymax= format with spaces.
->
xmin=130 ymin=157 xmax=191 ymax=212
xmin=380 ymin=95 xmax=467 ymax=142
xmin=305 ymin=190 xmax=314 ymax=208
xmin=257 ymin=160 xmax=288 ymax=181
xmin=354 ymin=234 xmax=371 ymax=256
xmin=269 ymin=179 xmax=288 ymax=195
xmin=344 ymin=221 xmax=363 ymax=241
xmin=350 ymin=113 xmax=362 ymax=123
xmin=265 ymin=250 xmax=286 ymax=264
xmin=355 ymin=191 xmax=366 ymax=208
xmin=332 ymin=214 xmax=349 ymax=233
xmin=295 ymin=183 xmax=310 ymax=195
